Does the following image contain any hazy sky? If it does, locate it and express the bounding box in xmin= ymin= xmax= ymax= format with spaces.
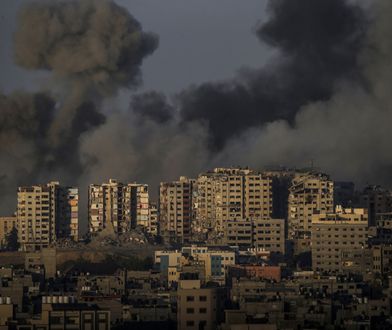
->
xmin=0 ymin=0 xmax=273 ymax=95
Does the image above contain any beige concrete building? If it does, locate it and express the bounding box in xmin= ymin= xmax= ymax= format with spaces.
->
xmin=88 ymin=179 xmax=151 ymax=234
xmin=17 ymin=182 xmax=78 ymax=251
xmin=195 ymin=168 xmax=273 ymax=233
xmin=25 ymin=248 xmax=57 ymax=278
xmin=288 ymin=173 xmax=334 ymax=254
xmin=0 ymin=216 xmax=17 ymax=248
xmin=30 ymin=298 xmax=111 ymax=329
xmin=88 ymin=179 xmax=128 ymax=234
xmin=224 ymin=218 xmax=285 ymax=254
xmin=155 ymin=246 xmax=236 ymax=285
xmin=311 ymin=207 xmax=368 ymax=273
xmin=177 ymin=279 xmax=224 ymax=330
xmin=159 ymin=176 xmax=194 ymax=244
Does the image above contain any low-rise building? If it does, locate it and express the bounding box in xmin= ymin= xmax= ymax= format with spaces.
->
xmin=155 ymin=246 xmax=236 ymax=285
xmin=177 ymin=278 xmax=225 ymax=330
xmin=0 ymin=216 xmax=17 ymax=248
xmin=224 ymin=218 xmax=285 ymax=254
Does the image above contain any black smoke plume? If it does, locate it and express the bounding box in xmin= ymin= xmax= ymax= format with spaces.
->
xmin=178 ymin=0 xmax=366 ymax=150
xmin=131 ymin=91 xmax=174 ymax=124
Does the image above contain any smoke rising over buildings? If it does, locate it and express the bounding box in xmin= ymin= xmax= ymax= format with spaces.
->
xmin=0 ymin=0 xmax=158 ymax=212
xmin=0 ymin=0 xmax=391 ymax=219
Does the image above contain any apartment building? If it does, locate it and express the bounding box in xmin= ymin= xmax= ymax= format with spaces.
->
xmin=88 ymin=179 xmax=151 ymax=234
xmin=57 ymin=187 xmax=79 ymax=241
xmin=368 ymin=213 xmax=392 ymax=245
xmin=17 ymin=182 xmax=78 ymax=251
xmin=360 ymin=185 xmax=392 ymax=226
xmin=126 ymin=183 xmax=150 ymax=228
xmin=159 ymin=176 xmax=194 ymax=244
xmin=224 ymin=218 xmax=285 ymax=254
xmin=177 ymin=278 xmax=224 ymax=330
xmin=288 ymin=172 xmax=334 ymax=254
xmin=195 ymin=168 xmax=273 ymax=233
xmin=88 ymin=179 xmax=127 ymax=234
xmin=311 ymin=207 xmax=368 ymax=273
xmin=0 ymin=216 xmax=17 ymax=248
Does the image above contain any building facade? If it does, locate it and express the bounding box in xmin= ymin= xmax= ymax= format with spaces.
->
xmin=288 ymin=173 xmax=334 ymax=254
xmin=195 ymin=168 xmax=273 ymax=234
xmin=311 ymin=208 xmax=368 ymax=273
xmin=360 ymin=185 xmax=392 ymax=226
xmin=17 ymin=182 xmax=78 ymax=251
xmin=159 ymin=176 xmax=194 ymax=244
xmin=224 ymin=218 xmax=285 ymax=254
xmin=177 ymin=279 xmax=224 ymax=330
xmin=155 ymin=246 xmax=236 ymax=285
xmin=88 ymin=179 xmax=151 ymax=234
xmin=57 ymin=187 xmax=79 ymax=241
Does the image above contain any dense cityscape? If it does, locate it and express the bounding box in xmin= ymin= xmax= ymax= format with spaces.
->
xmin=0 ymin=167 xmax=391 ymax=329
xmin=1 ymin=0 xmax=392 ymax=328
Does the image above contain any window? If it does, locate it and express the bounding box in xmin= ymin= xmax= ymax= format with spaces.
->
xmin=200 ymin=308 xmax=207 ymax=313
xmin=199 ymin=296 xmax=207 ymax=302
xmin=186 ymin=308 xmax=195 ymax=314
xmin=186 ymin=296 xmax=194 ymax=302
xmin=186 ymin=321 xmax=195 ymax=327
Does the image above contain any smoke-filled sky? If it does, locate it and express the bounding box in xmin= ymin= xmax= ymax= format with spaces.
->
xmin=0 ymin=0 xmax=391 ymax=227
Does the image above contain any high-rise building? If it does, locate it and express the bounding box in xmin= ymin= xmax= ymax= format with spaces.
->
xmin=288 ymin=172 xmax=334 ymax=254
xmin=159 ymin=176 xmax=194 ymax=244
xmin=88 ymin=179 xmax=126 ymax=234
xmin=311 ymin=207 xmax=368 ymax=273
xmin=88 ymin=179 xmax=150 ymax=234
xmin=126 ymin=183 xmax=149 ymax=228
xmin=57 ymin=187 xmax=79 ymax=241
xmin=17 ymin=182 xmax=78 ymax=251
xmin=194 ymin=168 xmax=273 ymax=234
xmin=360 ymin=185 xmax=392 ymax=226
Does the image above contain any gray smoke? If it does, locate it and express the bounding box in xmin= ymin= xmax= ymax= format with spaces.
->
xmin=0 ymin=0 xmax=157 ymax=217
xmin=177 ymin=0 xmax=366 ymax=150
xmin=216 ymin=0 xmax=392 ymax=187
xmin=131 ymin=91 xmax=174 ymax=124
xmin=14 ymin=0 xmax=157 ymax=144
xmin=2 ymin=0 xmax=392 ymax=226
xmin=14 ymin=0 xmax=158 ymax=91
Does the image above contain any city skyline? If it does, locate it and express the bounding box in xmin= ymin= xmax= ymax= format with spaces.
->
xmin=1 ymin=1 xmax=392 ymax=328
xmin=0 ymin=0 xmax=391 ymax=217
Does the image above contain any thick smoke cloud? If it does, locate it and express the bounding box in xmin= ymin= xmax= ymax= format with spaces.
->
xmin=131 ymin=91 xmax=174 ymax=124
xmin=0 ymin=0 xmax=157 ymax=216
xmin=13 ymin=0 xmax=158 ymax=145
xmin=14 ymin=0 xmax=158 ymax=92
xmin=177 ymin=0 xmax=366 ymax=150
xmin=2 ymin=0 xmax=392 ymax=226
xmin=217 ymin=0 xmax=392 ymax=186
